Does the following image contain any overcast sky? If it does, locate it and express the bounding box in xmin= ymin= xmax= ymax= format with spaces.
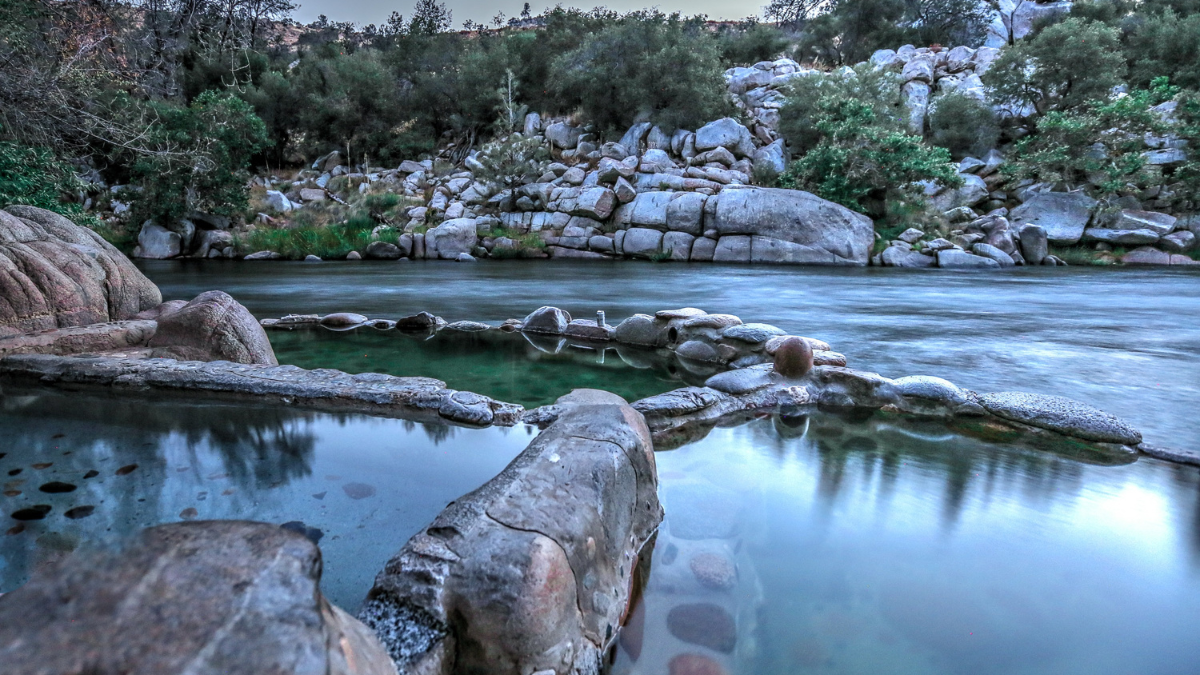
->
xmin=292 ymin=1 xmax=767 ymax=28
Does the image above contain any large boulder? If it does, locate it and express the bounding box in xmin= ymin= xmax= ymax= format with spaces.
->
xmin=979 ymin=392 xmax=1142 ymax=445
xmin=0 ymin=206 xmax=161 ymax=337
xmin=0 ymin=521 xmax=396 ymax=675
xmin=708 ymin=188 xmax=874 ymax=265
xmin=694 ymin=118 xmax=756 ymax=158
xmin=425 ymin=218 xmax=478 ymax=260
xmin=136 ymin=221 xmax=181 ymax=259
xmin=356 ymin=399 xmax=661 ymax=675
xmin=148 ymin=290 xmax=277 ymax=365
xmin=1010 ymin=192 xmax=1097 ymax=245
xmin=752 ymin=139 xmax=789 ymax=178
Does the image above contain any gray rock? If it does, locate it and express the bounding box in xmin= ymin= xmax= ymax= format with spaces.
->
xmin=704 ymin=366 xmax=775 ymax=395
xmin=614 ymin=314 xmax=665 ymax=347
xmin=721 ymin=323 xmax=786 ymax=343
xmin=694 ymin=118 xmax=756 ymax=158
xmin=623 ymin=227 xmax=664 ymax=258
xmin=619 ymin=121 xmax=653 ymax=154
xmin=396 ymin=312 xmax=446 ymax=331
xmin=675 ymin=340 xmax=720 ymax=362
xmin=425 ymin=218 xmax=478 ymax=259
xmin=522 ymin=306 xmax=572 ymax=335
xmin=304 ymin=254 xmax=323 ymax=262
xmin=1101 ymin=209 xmax=1177 ymax=235
xmin=902 ymin=80 xmax=930 ymax=135
xmin=149 ymin=290 xmax=278 ymax=365
xmin=1138 ymin=443 xmax=1200 ymax=468
xmin=971 ymin=242 xmax=1016 ymax=266
xmin=1010 ymin=193 xmax=1097 ymax=245
xmin=631 ymin=386 xmax=725 ymax=417
xmin=445 ymin=321 xmax=492 ymax=332
xmin=244 ymin=250 xmax=282 ymax=260
xmin=937 ymin=249 xmax=1000 ymax=268
xmin=690 ymin=237 xmax=717 ymax=261
xmin=365 ymin=241 xmax=403 ymax=259
xmin=932 ymin=173 xmax=988 ymax=211
xmin=136 ymin=221 xmax=181 ymax=259
xmin=357 ymin=402 xmax=661 ymax=675
xmin=901 ymin=55 xmax=934 ymax=83
xmin=195 ymin=229 xmax=233 ymax=258
xmin=563 ymin=319 xmax=615 ymax=341
xmin=979 ymin=392 xmax=1142 ymax=445
xmin=544 ymin=122 xmax=581 ymax=149
xmin=0 ymin=521 xmax=397 ymax=675
xmin=662 ymin=231 xmax=695 ymax=261
xmin=752 ymin=139 xmax=789 ymax=177
xmin=898 ymin=227 xmax=925 ymax=243
xmin=265 ymin=190 xmax=293 ymax=212
xmin=320 ymin=312 xmax=369 ymax=328
xmin=666 ymin=192 xmax=707 ymax=235
xmin=880 ymin=246 xmax=936 ymax=267
xmin=709 ymin=188 xmax=873 ymax=265
xmin=1160 ymin=230 xmax=1196 ymax=252
xmin=1018 ymin=224 xmax=1049 ymax=264
xmin=1082 ymin=228 xmax=1161 ymax=246
xmin=891 ymin=375 xmax=983 ymax=416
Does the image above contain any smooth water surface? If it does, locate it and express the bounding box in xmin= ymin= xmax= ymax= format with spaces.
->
xmin=267 ymin=327 xmax=684 ymax=408
xmin=141 ymin=260 xmax=1200 ymax=446
xmin=621 ymin=413 xmax=1200 ymax=675
xmin=0 ymin=388 xmax=533 ymax=608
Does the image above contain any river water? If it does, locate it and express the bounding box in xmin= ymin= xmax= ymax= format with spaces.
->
xmin=2 ymin=260 xmax=1196 ymax=673
xmin=145 ymin=259 xmax=1200 ymax=446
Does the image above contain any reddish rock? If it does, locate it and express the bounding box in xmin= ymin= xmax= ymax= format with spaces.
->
xmin=669 ymin=653 xmax=729 ymax=675
xmin=773 ymin=336 xmax=814 ymax=378
xmin=689 ymin=553 xmax=737 ymax=590
xmin=148 ymin=291 xmax=277 ymax=365
xmin=666 ymin=603 xmax=737 ymax=653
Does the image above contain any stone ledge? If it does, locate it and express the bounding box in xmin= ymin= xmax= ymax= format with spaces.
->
xmin=0 ymin=353 xmax=523 ymax=427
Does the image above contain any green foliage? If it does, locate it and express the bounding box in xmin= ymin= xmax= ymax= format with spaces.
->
xmin=239 ymin=223 xmax=399 ymax=260
xmin=1004 ymin=80 xmax=1175 ymax=196
xmin=118 ymin=91 xmax=268 ymax=225
xmin=1170 ymin=89 xmax=1200 ymax=196
xmin=797 ymin=0 xmax=990 ymax=66
xmin=472 ymin=133 xmax=550 ymax=190
xmin=779 ymin=66 xmax=902 ymax=155
xmin=778 ymin=71 xmax=961 ymax=215
xmin=0 ymin=140 xmax=84 ymax=213
xmin=714 ymin=19 xmax=790 ymax=67
xmin=926 ymin=91 xmax=1000 ymax=159
xmin=1125 ymin=10 xmax=1200 ymax=90
xmin=984 ymin=18 xmax=1126 ymax=116
xmin=549 ymin=11 xmax=733 ymax=134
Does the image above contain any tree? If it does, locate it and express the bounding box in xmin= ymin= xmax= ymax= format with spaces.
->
xmin=409 ymin=0 xmax=451 ymax=35
xmin=715 ymin=18 xmax=790 ymax=66
xmin=765 ymin=0 xmax=828 ymax=28
xmin=550 ymin=11 xmax=732 ymax=134
xmin=926 ymin=91 xmax=999 ymax=158
xmin=983 ymin=18 xmax=1127 ymax=116
xmin=472 ymin=133 xmax=550 ymax=190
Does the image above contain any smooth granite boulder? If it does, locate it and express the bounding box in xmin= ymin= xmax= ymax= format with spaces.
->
xmin=979 ymin=392 xmax=1142 ymax=444
xmin=148 ymin=290 xmax=278 ymax=365
xmin=708 ymin=188 xmax=874 ymax=265
xmin=357 ymin=398 xmax=662 ymax=675
xmin=0 ymin=206 xmax=161 ymax=337
xmin=1010 ymin=193 xmax=1096 ymax=245
xmin=521 ymin=306 xmax=572 ymax=335
xmin=0 ymin=520 xmax=397 ymax=675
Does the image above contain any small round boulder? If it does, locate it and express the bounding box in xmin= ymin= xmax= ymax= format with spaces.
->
xmin=773 ymin=336 xmax=813 ymax=378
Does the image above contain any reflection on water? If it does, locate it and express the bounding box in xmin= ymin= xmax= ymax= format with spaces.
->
xmin=139 ymin=260 xmax=1200 ymax=446
xmin=0 ymin=388 xmax=532 ymax=609
xmin=620 ymin=413 xmax=1200 ymax=675
xmin=267 ymin=327 xmax=694 ymax=408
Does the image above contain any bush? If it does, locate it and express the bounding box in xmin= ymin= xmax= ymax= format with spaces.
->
xmin=984 ymin=18 xmax=1127 ymax=116
xmin=778 ymin=68 xmax=961 ymax=216
xmin=472 ymin=133 xmax=550 ymax=190
xmin=0 ymin=141 xmax=85 ymax=213
xmin=549 ymin=11 xmax=733 ymax=134
xmin=715 ymin=19 xmax=790 ymax=67
xmin=120 ymin=91 xmax=268 ymax=225
xmin=1003 ymin=80 xmax=1176 ymax=196
xmin=796 ymin=0 xmax=990 ymax=66
xmin=926 ymin=91 xmax=1000 ymax=159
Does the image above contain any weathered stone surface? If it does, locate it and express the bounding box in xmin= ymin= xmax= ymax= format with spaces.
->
xmin=564 ymin=319 xmax=615 ymax=341
xmin=1121 ymin=247 xmax=1173 ymax=265
xmin=0 ymin=207 xmax=161 ymax=337
xmin=971 ymin=242 xmax=1016 ymax=266
xmin=704 ymin=366 xmax=775 ymax=395
xmin=1082 ymin=228 xmax=1161 ymax=246
xmin=666 ymin=603 xmax=737 ymax=653
xmin=880 ymin=246 xmax=936 ymax=267
xmin=662 ymin=231 xmax=695 ymax=261
xmin=614 ymin=314 xmax=665 ymax=347
xmin=444 ymin=320 xmax=492 ymax=332
xmin=0 ymin=520 xmax=397 ymax=675
xmin=1009 ymin=193 xmax=1097 ymax=245
xmin=0 ymin=320 xmax=157 ymax=358
xmin=891 ymin=375 xmax=983 ymax=417
xmin=1018 ymin=224 xmax=1049 ymax=264
xmin=667 ymin=192 xmax=707 ymax=235
xmin=425 ymin=218 xmax=478 ymax=260
xmin=632 ymin=387 xmax=726 ymax=417
xmin=694 ymin=118 xmax=755 ymax=158
xmin=356 ymin=401 xmax=661 ymax=675
xmin=709 ymin=188 xmax=874 ymax=265
xmin=937 ymin=249 xmax=1000 ymax=268
xmin=0 ymin=353 xmax=524 ymax=426
xmin=773 ymin=337 xmax=813 ymax=378
xmin=690 ymin=237 xmax=717 ymax=261
xmin=321 ymin=312 xmax=369 ymax=328
xmin=979 ymin=392 xmax=1142 ymax=444
xmin=1102 ymin=209 xmax=1177 ymax=236
xmin=676 ymin=340 xmax=721 ymax=362
xmin=396 ymin=311 xmax=445 ymax=331
xmin=136 ymin=221 xmax=181 ymax=259
xmin=522 ymin=306 xmax=572 ymax=334
xmin=544 ymin=122 xmax=581 ymax=149
xmin=148 ymin=291 xmax=277 ymax=365
xmin=1138 ymin=443 xmax=1200 ymax=468
xmin=689 ymin=553 xmax=737 ymax=590
xmin=722 ymin=322 xmax=785 ymax=344
xmin=624 ymin=227 xmax=664 ymax=258
xmin=365 ymin=241 xmax=404 ymax=259
xmin=712 ymin=235 xmax=751 ymax=262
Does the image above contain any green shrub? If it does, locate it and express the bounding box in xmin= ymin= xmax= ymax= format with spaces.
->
xmin=984 ymin=18 xmax=1127 ymax=116
xmin=549 ymin=11 xmax=733 ymax=134
xmin=472 ymin=133 xmax=550 ymax=190
xmin=0 ymin=141 xmax=86 ymax=213
xmin=1004 ymin=80 xmax=1175 ymax=197
xmin=926 ymin=91 xmax=1000 ymax=159
xmin=715 ymin=19 xmax=790 ymax=67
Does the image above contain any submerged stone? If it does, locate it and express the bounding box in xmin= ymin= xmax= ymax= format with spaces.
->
xmin=666 ymin=603 xmax=737 ymax=653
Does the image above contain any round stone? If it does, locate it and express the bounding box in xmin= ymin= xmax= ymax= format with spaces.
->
xmin=669 ymin=654 xmax=729 ymax=675
xmin=689 ymin=553 xmax=736 ymax=590
xmin=773 ymin=336 xmax=813 ymax=378
xmin=675 ymin=340 xmax=720 ymax=363
xmin=319 ymin=312 xmax=367 ymax=328
xmin=666 ymin=603 xmax=737 ymax=653
xmin=721 ymin=322 xmax=785 ymax=344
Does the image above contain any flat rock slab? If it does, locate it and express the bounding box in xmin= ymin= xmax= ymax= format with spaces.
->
xmin=0 ymin=520 xmax=396 ymax=675
xmin=979 ymin=392 xmax=1142 ymax=444
xmin=0 ymin=320 xmax=157 ymax=358
xmin=1138 ymin=443 xmax=1200 ymax=467
xmin=0 ymin=353 xmax=523 ymax=427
